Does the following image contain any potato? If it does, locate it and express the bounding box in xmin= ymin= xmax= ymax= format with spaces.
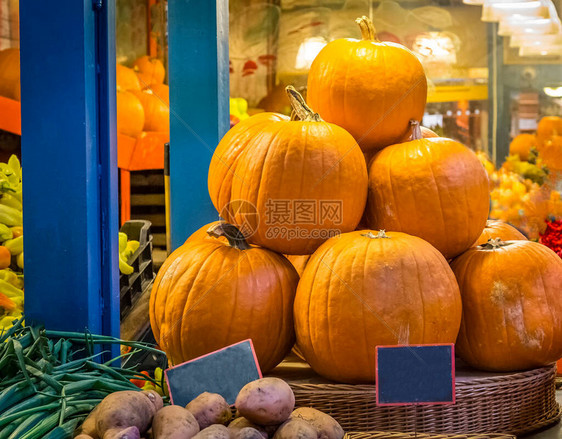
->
xmin=234 ymin=427 xmax=264 ymax=439
xmin=152 ymin=405 xmax=200 ymax=439
xmin=228 ymin=417 xmax=267 ymax=438
xmin=95 ymin=390 xmax=164 ymax=438
xmin=191 ymin=424 xmax=231 ymax=439
xmin=273 ymin=419 xmax=317 ymax=439
xmin=79 ymin=404 xmax=101 ymax=438
xmin=104 ymin=426 xmax=141 ymax=439
xmin=235 ymin=378 xmax=295 ymax=426
xmin=75 ymin=435 xmax=95 ymax=439
xmin=290 ymin=408 xmax=344 ymax=439
xmin=186 ymin=392 xmax=232 ymax=430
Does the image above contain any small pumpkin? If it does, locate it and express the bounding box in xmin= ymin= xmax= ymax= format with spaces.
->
xmin=451 ymin=239 xmax=562 ymax=371
xmin=116 ymin=64 xmax=141 ymax=91
xmin=208 ymin=86 xmax=368 ymax=255
xmin=537 ymin=116 xmax=562 ymax=145
xmin=0 ymin=48 xmax=20 ymax=100
xmin=116 ymin=90 xmax=145 ymax=138
xmin=307 ymin=17 xmax=427 ymax=152
xmin=509 ymin=133 xmax=536 ymax=162
xmin=144 ymin=83 xmax=169 ymax=106
xmin=133 ymin=56 xmax=166 ymax=86
xmin=294 ymin=230 xmax=462 ymax=383
xmin=365 ymin=123 xmax=489 ymax=259
xmin=473 ymin=220 xmax=527 ymax=246
xmin=131 ymin=89 xmax=169 ymax=132
xmin=150 ymin=223 xmax=299 ymax=372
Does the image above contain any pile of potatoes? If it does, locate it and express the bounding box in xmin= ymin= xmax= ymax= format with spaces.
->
xmin=74 ymin=377 xmax=344 ymax=439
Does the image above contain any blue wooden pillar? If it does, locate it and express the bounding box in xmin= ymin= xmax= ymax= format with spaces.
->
xmin=20 ymin=0 xmax=119 ymax=337
xmin=168 ymin=0 xmax=230 ymax=250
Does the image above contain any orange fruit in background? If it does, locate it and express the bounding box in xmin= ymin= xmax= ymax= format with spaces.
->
xmin=131 ymin=90 xmax=169 ymax=132
xmin=537 ymin=135 xmax=562 ymax=173
xmin=134 ymin=56 xmax=166 ymax=86
xmin=509 ymin=133 xmax=536 ymax=161
xmin=116 ymin=64 xmax=141 ymax=91
xmin=0 ymin=246 xmax=11 ymax=269
xmin=117 ymin=90 xmax=145 ymax=138
xmin=537 ymin=116 xmax=562 ymax=145
xmin=144 ymin=83 xmax=169 ymax=107
xmin=0 ymin=48 xmax=20 ymax=101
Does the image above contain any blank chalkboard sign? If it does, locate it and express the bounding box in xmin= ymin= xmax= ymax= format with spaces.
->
xmin=165 ymin=339 xmax=262 ymax=406
xmin=376 ymin=344 xmax=455 ymax=406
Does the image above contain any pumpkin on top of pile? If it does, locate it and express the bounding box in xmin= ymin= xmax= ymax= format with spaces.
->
xmin=116 ymin=55 xmax=169 ymax=138
xmin=151 ymin=16 xmax=562 ymax=383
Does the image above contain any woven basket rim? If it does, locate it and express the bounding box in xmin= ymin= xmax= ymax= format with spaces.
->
xmin=289 ymin=364 xmax=555 ymax=391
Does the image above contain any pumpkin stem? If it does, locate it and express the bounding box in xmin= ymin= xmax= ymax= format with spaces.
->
xmin=286 ymin=86 xmax=323 ymax=122
xmin=481 ymin=237 xmax=510 ymax=249
xmin=356 ymin=16 xmax=379 ymax=42
xmin=410 ymin=120 xmax=423 ymax=140
xmin=207 ymin=222 xmax=251 ymax=250
xmin=362 ymin=230 xmax=391 ymax=239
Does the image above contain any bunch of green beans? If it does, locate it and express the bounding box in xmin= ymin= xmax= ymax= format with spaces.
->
xmin=0 ymin=317 xmax=165 ymax=439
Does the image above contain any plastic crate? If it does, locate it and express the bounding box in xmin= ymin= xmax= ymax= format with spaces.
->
xmin=120 ymin=220 xmax=155 ymax=319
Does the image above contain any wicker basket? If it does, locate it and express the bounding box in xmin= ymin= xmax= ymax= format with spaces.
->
xmin=271 ymin=357 xmax=560 ymax=436
xmin=344 ymin=433 xmax=515 ymax=439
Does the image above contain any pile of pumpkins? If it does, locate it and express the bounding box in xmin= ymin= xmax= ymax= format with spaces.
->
xmin=0 ymin=48 xmax=20 ymax=101
xmin=116 ymin=56 xmax=170 ymax=138
xmin=150 ymin=17 xmax=562 ymax=384
xmin=509 ymin=116 xmax=562 ymax=180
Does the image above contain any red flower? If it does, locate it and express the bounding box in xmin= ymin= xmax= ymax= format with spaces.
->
xmin=539 ymin=220 xmax=562 ymax=258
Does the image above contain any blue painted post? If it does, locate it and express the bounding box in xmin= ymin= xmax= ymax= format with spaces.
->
xmin=168 ymin=0 xmax=230 ymax=250
xmin=20 ymin=0 xmax=119 ymax=338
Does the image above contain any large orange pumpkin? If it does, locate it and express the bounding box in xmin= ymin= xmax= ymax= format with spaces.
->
xmin=509 ymin=133 xmax=536 ymax=162
xmin=401 ymin=120 xmax=438 ymax=142
xmin=116 ymin=90 xmax=145 ymax=138
xmin=537 ymin=116 xmax=562 ymax=145
xmin=294 ymin=230 xmax=462 ymax=383
xmin=131 ymin=90 xmax=169 ymax=132
xmin=365 ymin=130 xmax=489 ymax=259
xmin=0 ymin=48 xmax=20 ymax=100
xmin=208 ymin=86 xmax=368 ymax=255
xmin=144 ymin=83 xmax=169 ymax=106
xmin=149 ymin=223 xmax=299 ymax=372
xmin=451 ymin=239 xmax=562 ymax=371
xmin=116 ymin=64 xmax=141 ymax=91
xmin=133 ymin=56 xmax=166 ymax=86
xmin=286 ymin=255 xmax=311 ymax=277
xmin=185 ymin=221 xmax=226 ymax=244
xmin=307 ymin=17 xmax=427 ymax=153
xmin=473 ymin=220 xmax=527 ymax=246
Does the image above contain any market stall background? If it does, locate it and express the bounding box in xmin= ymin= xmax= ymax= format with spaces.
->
xmin=0 ymin=1 xmax=562 ymax=438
